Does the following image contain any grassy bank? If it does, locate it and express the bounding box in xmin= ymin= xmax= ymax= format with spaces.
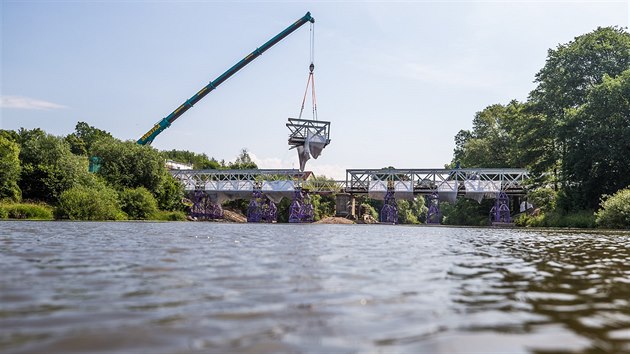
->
xmin=515 ymin=210 xmax=596 ymax=228
xmin=0 ymin=202 xmax=187 ymax=222
xmin=0 ymin=202 xmax=55 ymax=220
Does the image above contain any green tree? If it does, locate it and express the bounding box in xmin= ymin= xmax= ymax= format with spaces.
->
xmin=66 ymin=121 xmax=114 ymax=156
xmin=91 ymin=139 xmax=186 ymax=211
xmin=119 ymin=187 xmax=158 ymax=219
xmin=162 ymin=149 xmax=221 ymax=169
xmin=228 ymin=148 xmax=258 ymax=169
xmin=531 ymin=27 xmax=630 ymax=113
xmin=0 ymin=136 xmax=22 ymax=201
xmin=595 ymin=187 xmax=630 ymax=229
xmin=527 ymin=187 xmax=557 ymax=213
xmin=155 ymin=173 xmax=185 ymax=211
xmin=396 ymin=198 xmax=428 ymax=224
xmin=91 ymin=139 xmax=166 ymax=192
xmin=441 ymin=198 xmax=490 ymax=226
xmin=18 ymin=129 xmax=92 ymax=203
xmin=0 ymin=129 xmax=19 ymax=143
xmin=452 ymin=101 xmax=531 ymax=169
xmin=528 ymin=27 xmax=630 ymax=181
xmin=561 ymin=69 xmax=630 ymax=209
xmin=397 ymin=200 xmax=418 ymax=224
xmin=56 ymin=184 xmax=125 ymax=220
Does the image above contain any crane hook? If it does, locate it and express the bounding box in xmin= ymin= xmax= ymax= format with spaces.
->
xmin=309 ymin=63 xmax=314 ymax=73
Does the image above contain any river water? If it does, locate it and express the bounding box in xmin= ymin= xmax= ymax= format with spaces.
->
xmin=1 ymin=221 xmax=629 ymax=354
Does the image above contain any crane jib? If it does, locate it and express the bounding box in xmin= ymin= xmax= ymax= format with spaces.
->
xmin=137 ymin=12 xmax=314 ymax=145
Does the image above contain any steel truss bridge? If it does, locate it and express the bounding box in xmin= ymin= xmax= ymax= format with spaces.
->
xmin=345 ymin=168 xmax=529 ymax=196
xmin=170 ymin=168 xmax=530 ymax=224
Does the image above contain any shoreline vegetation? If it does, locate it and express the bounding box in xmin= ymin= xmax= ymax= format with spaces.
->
xmin=2 ymin=196 xmax=629 ymax=230
xmin=1 ymin=26 xmax=629 ymax=229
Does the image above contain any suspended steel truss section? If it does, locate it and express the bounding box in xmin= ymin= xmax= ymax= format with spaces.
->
xmin=287 ymin=118 xmax=331 ymax=171
xmin=286 ymin=118 xmax=331 ymax=148
xmin=345 ymin=168 xmax=529 ymax=198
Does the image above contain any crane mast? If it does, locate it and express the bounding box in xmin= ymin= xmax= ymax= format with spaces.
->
xmin=137 ymin=12 xmax=315 ymax=145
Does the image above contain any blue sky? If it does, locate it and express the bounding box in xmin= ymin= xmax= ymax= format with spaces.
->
xmin=1 ymin=1 xmax=628 ymax=179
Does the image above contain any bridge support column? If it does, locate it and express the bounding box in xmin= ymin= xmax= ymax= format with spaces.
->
xmin=189 ymin=190 xmax=223 ymax=220
xmin=289 ymin=188 xmax=314 ymax=223
xmin=490 ymin=191 xmax=511 ymax=224
xmin=247 ymin=190 xmax=277 ymax=223
xmin=380 ymin=189 xmax=398 ymax=224
xmin=247 ymin=190 xmax=263 ymax=223
xmin=335 ymin=193 xmax=355 ymax=218
xmin=426 ymin=192 xmax=441 ymax=224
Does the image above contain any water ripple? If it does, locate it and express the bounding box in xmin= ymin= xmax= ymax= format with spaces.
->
xmin=1 ymin=221 xmax=629 ymax=353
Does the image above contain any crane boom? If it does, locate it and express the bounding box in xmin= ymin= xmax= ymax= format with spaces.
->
xmin=137 ymin=12 xmax=315 ymax=145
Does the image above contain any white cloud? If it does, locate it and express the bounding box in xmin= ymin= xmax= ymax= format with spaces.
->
xmin=0 ymin=96 xmax=67 ymax=110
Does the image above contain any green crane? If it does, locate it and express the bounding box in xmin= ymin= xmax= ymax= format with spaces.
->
xmin=137 ymin=12 xmax=315 ymax=145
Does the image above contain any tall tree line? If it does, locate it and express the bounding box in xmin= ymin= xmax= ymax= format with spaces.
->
xmin=452 ymin=26 xmax=630 ymax=211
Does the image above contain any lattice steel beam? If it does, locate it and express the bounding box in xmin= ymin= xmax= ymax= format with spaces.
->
xmin=171 ymin=169 xmax=309 ymax=191
xmin=345 ymin=168 xmax=529 ymax=195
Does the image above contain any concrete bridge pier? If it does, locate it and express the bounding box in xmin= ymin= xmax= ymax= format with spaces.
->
xmin=426 ymin=192 xmax=441 ymax=224
xmin=247 ymin=190 xmax=277 ymax=223
xmin=335 ymin=193 xmax=356 ymax=219
xmin=189 ymin=190 xmax=223 ymax=220
xmin=289 ymin=188 xmax=314 ymax=223
xmin=490 ymin=191 xmax=511 ymax=224
xmin=380 ymin=189 xmax=398 ymax=224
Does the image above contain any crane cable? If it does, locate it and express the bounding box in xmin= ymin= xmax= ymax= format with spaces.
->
xmin=298 ymin=22 xmax=317 ymax=121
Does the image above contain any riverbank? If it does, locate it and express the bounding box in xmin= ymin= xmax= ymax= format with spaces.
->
xmin=3 ymin=201 xmax=628 ymax=231
xmin=0 ymin=202 xmax=186 ymax=222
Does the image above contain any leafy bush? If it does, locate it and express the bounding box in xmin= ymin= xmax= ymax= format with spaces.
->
xmin=528 ymin=187 xmax=557 ymax=212
xmin=311 ymin=194 xmax=336 ymax=221
xmin=18 ymin=129 xmax=93 ymax=203
xmin=91 ymin=139 xmax=166 ymax=193
xmin=56 ymin=185 xmax=125 ymax=221
xmin=596 ymin=187 xmax=630 ymax=229
xmin=155 ymin=174 xmax=185 ymax=211
xmin=0 ymin=203 xmax=54 ymax=220
xmin=119 ymin=187 xmax=158 ymax=220
xmin=396 ymin=200 xmax=421 ymax=224
xmin=149 ymin=210 xmax=187 ymax=221
xmin=0 ymin=136 xmax=22 ymax=202
xmin=360 ymin=203 xmax=378 ymax=220
xmin=441 ymin=199 xmax=489 ymax=226
xmin=516 ymin=210 xmax=595 ymax=228
xmin=559 ymin=211 xmax=596 ymax=228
